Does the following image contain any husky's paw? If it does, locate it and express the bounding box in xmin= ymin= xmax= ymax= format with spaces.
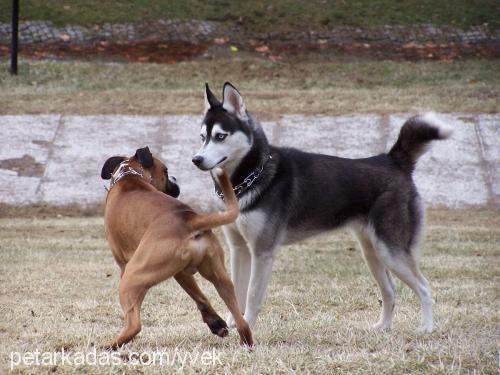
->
xmin=226 ymin=314 xmax=237 ymax=329
xmin=416 ymin=324 xmax=433 ymax=333
xmin=371 ymin=320 xmax=391 ymax=331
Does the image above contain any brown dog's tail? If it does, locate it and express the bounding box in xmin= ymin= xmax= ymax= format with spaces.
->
xmin=189 ymin=169 xmax=239 ymax=232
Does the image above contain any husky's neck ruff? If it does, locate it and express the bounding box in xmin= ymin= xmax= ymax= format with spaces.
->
xmin=214 ymin=155 xmax=272 ymax=200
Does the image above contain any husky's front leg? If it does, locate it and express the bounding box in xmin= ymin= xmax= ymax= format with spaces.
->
xmin=223 ymin=225 xmax=252 ymax=328
xmin=244 ymin=250 xmax=276 ymax=328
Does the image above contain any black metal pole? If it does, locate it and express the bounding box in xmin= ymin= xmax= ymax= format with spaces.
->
xmin=10 ymin=0 xmax=19 ymax=75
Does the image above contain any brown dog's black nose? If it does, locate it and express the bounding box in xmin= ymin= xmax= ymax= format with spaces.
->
xmin=192 ymin=155 xmax=204 ymax=166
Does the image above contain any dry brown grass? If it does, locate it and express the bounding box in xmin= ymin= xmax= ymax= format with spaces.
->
xmin=0 ymin=203 xmax=103 ymax=219
xmin=0 ymin=209 xmax=498 ymax=373
xmin=1 ymin=58 xmax=499 ymax=116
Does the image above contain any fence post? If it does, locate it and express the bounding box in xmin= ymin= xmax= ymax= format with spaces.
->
xmin=10 ymin=0 xmax=19 ymax=75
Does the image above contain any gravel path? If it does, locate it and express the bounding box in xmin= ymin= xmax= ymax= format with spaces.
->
xmin=2 ymin=21 xmax=498 ymax=61
xmin=1 ymin=20 xmax=498 ymax=45
xmin=0 ymin=114 xmax=498 ymax=209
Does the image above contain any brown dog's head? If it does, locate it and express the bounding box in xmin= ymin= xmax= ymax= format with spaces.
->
xmin=101 ymin=146 xmax=180 ymax=198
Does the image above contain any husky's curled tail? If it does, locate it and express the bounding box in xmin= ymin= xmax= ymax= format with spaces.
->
xmin=389 ymin=113 xmax=453 ymax=173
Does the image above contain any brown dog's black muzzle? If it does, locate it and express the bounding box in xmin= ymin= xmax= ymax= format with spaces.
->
xmin=167 ymin=176 xmax=180 ymax=198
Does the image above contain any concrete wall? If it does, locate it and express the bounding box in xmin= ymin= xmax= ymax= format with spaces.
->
xmin=0 ymin=114 xmax=498 ymax=210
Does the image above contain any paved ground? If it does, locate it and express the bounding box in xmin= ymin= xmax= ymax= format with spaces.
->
xmin=0 ymin=114 xmax=498 ymax=210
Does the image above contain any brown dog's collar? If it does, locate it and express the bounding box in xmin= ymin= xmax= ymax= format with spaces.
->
xmin=106 ymin=161 xmax=150 ymax=191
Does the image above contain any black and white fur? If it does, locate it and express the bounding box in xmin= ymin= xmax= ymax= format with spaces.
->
xmin=192 ymin=82 xmax=452 ymax=333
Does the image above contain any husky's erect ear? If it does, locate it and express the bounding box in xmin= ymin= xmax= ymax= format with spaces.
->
xmin=204 ymin=83 xmax=221 ymax=115
xmin=101 ymin=156 xmax=126 ymax=180
xmin=222 ymin=82 xmax=247 ymax=120
xmin=135 ymin=146 xmax=154 ymax=168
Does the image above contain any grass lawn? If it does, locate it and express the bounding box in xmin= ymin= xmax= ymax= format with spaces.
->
xmin=0 ymin=0 xmax=498 ymax=31
xmin=1 ymin=58 xmax=499 ymax=116
xmin=0 ymin=209 xmax=498 ymax=373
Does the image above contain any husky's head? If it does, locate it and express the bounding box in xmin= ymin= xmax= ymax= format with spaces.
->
xmin=192 ymin=82 xmax=253 ymax=172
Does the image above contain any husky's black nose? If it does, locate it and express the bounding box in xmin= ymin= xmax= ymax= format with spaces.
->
xmin=192 ymin=155 xmax=204 ymax=167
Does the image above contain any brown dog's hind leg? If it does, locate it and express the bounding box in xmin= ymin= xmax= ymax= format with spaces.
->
xmin=175 ymin=272 xmax=228 ymax=338
xmin=199 ymin=245 xmax=253 ymax=347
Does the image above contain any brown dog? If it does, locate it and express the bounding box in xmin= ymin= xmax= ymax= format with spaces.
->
xmin=100 ymin=146 xmax=252 ymax=348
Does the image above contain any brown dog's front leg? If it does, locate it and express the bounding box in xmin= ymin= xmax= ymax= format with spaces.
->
xmin=212 ymin=273 xmax=253 ymax=347
xmin=101 ymin=274 xmax=148 ymax=350
xmin=174 ymin=272 xmax=228 ymax=338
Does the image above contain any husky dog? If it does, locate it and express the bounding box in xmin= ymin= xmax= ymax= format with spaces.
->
xmin=192 ymin=82 xmax=451 ymax=333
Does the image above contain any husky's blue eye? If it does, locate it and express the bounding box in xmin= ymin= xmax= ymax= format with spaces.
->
xmin=215 ymin=133 xmax=227 ymax=141
xmin=200 ymin=134 xmax=206 ymax=142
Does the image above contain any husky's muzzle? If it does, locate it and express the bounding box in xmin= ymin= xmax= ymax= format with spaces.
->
xmin=192 ymin=155 xmax=227 ymax=171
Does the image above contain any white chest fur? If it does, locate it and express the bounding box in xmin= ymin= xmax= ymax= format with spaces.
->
xmin=233 ymin=209 xmax=268 ymax=249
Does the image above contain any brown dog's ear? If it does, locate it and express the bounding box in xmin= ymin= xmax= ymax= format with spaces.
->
xmin=135 ymin=146 xmax=154 ymax=168
xmin=101 ymin=156 xmax=126 ymax=180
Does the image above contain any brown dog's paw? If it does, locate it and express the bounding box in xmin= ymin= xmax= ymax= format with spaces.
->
xmin=238 ymin=326 xmax=254 ymax=348
xmin=99 ymin=341 xmax=119 ymax=351
xmin=207 ymin=318 xmax=229 ymax=338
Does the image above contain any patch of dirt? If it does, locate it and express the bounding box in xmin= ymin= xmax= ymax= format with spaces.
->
xmin=244 ymin=40 xmax=500 ymax=61
xmin=0 ymin=155 xmax=44 ymax=177
xmin=0 ymin=38 xmax=498 ymax=63
xmin=0 ymin=40 xmax=208 ymax=63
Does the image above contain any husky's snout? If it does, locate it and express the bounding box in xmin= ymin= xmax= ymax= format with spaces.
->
xmin=192 ymin=155 xmax=204 ymax=167
xmin=192 ymin=154 xmax=227 ymax=171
